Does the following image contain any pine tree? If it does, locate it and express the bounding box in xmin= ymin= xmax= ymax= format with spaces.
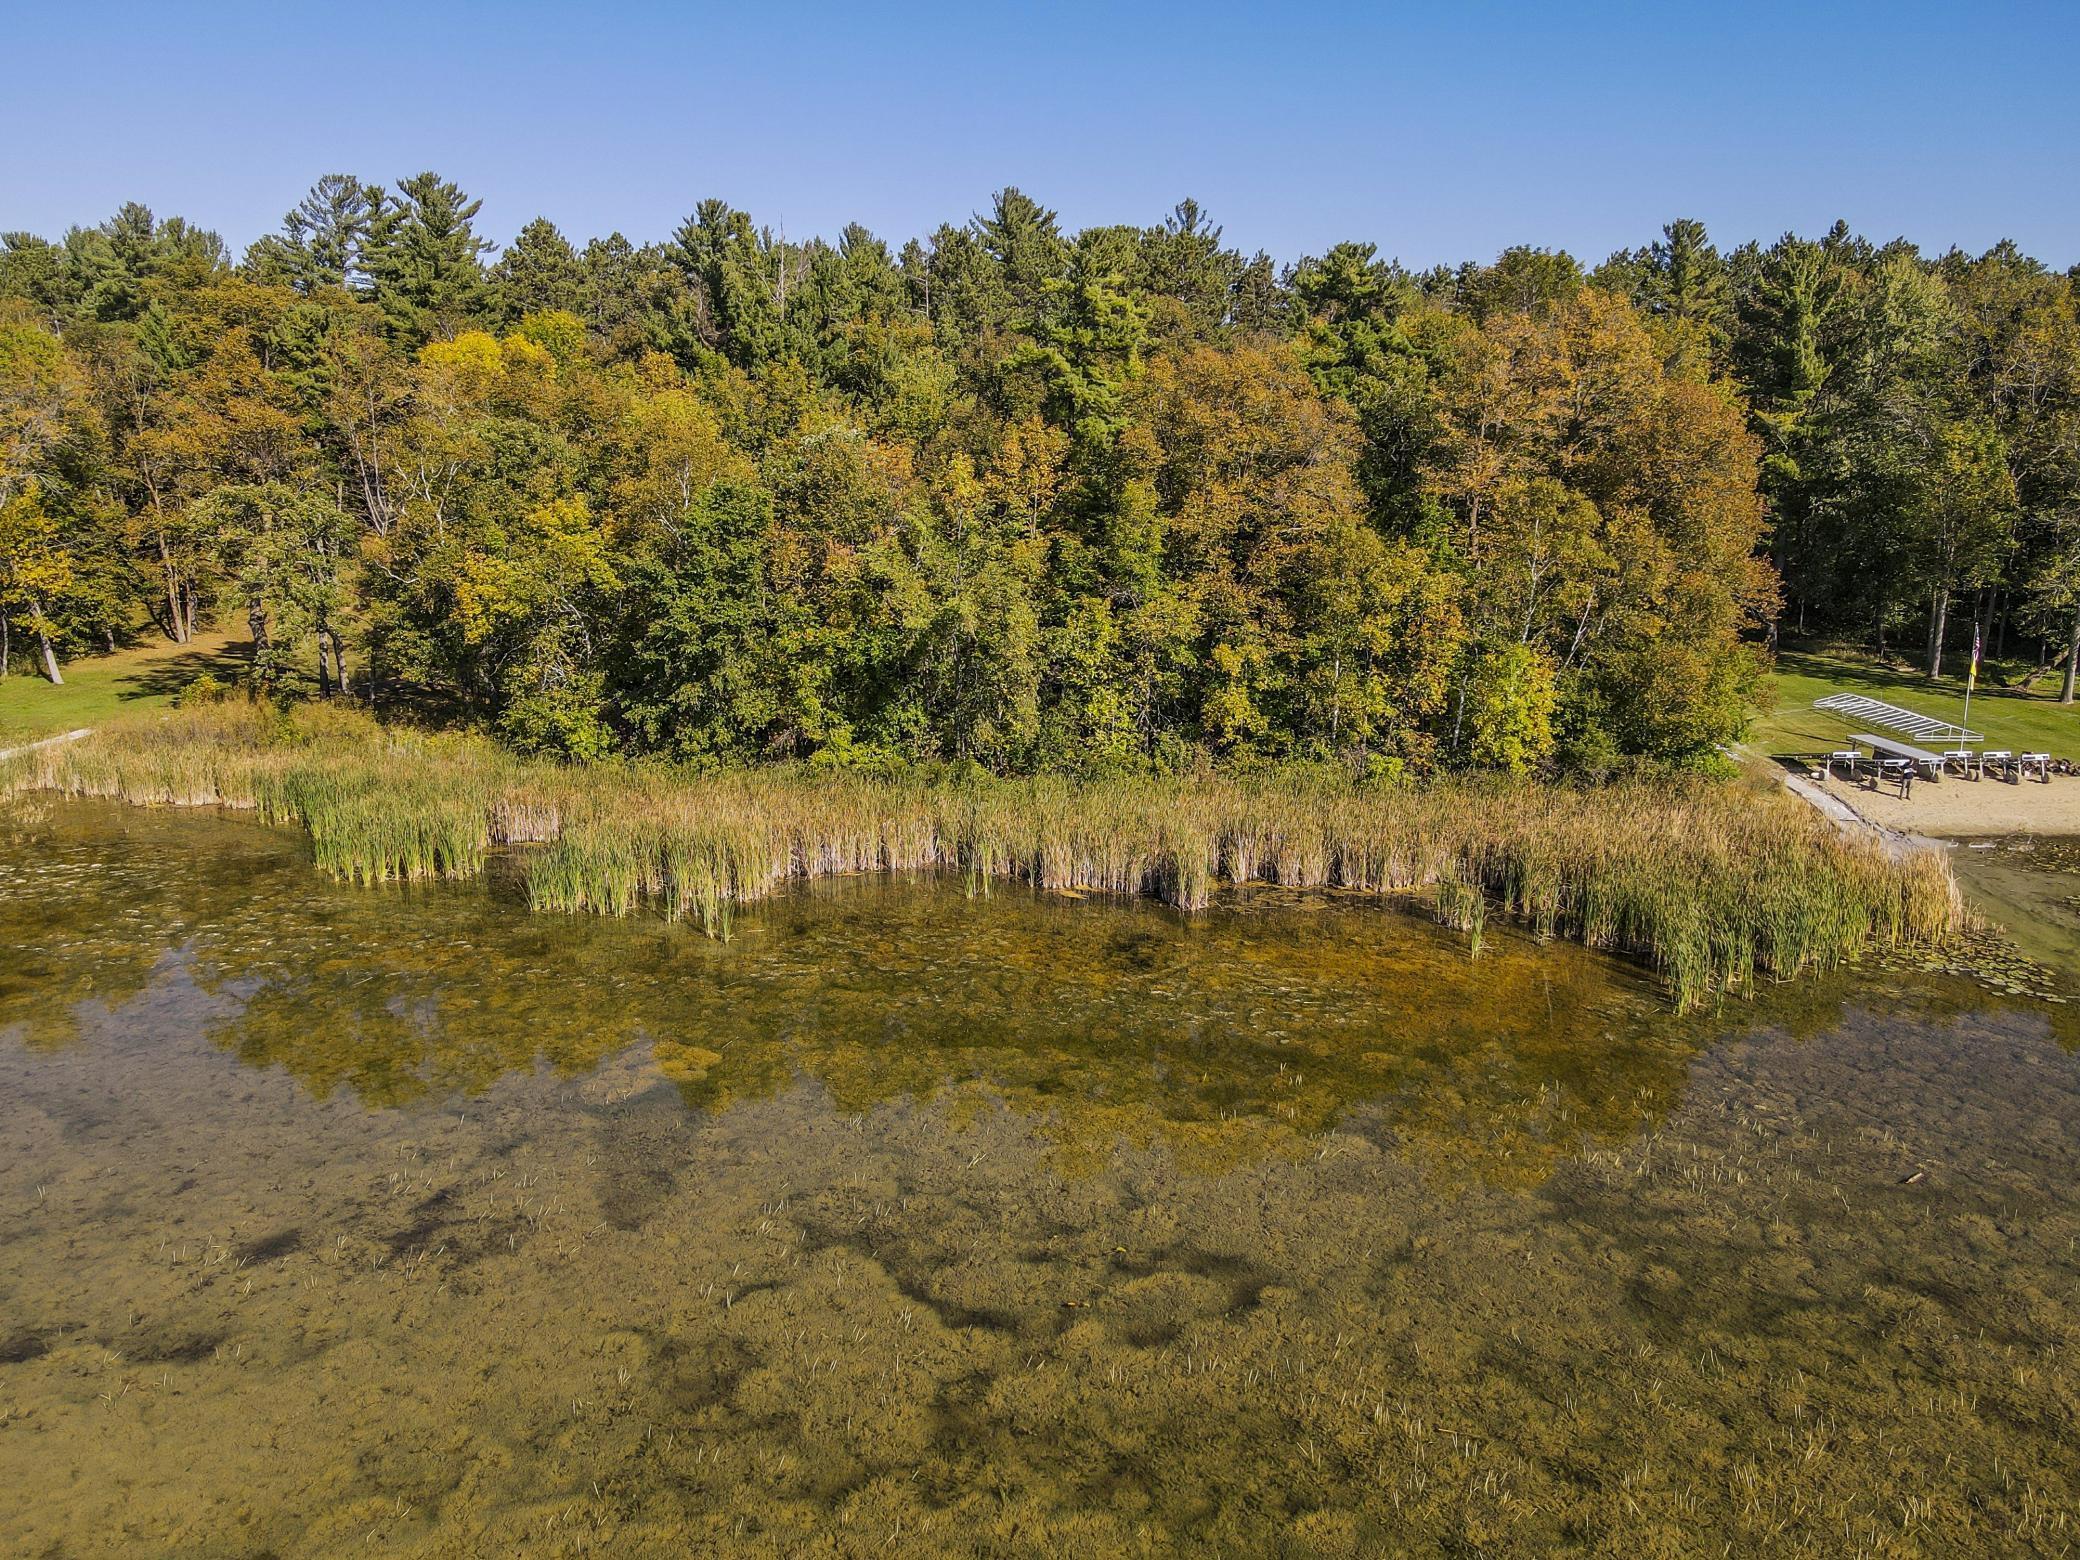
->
xmin=493 ymin=217 xmax=586 ymax=324
xmin=365 ymin=172 xmax=491 ymax=342
xmin=253 ymin=174 xmax=385 ymax=296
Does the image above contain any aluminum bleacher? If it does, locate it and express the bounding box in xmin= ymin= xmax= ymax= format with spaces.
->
xmin=1813 ymin=692 xmax=1980 ymax=745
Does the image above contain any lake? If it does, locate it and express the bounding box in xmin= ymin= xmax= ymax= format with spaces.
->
xmin=2 ymin=798 xmax=2076 ymax=1555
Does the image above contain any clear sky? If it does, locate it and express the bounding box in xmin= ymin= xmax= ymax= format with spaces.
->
xmin=5 ymin=0 xmax=2075 ymax=269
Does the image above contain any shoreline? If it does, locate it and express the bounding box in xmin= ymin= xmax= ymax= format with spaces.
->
xmin=1769 ymin=761 xmax=2080 ymax=985
xmin=3 ymin=704 xmax=1965 ymax=1012
xmin=1775 ymin=768 xmax=1951 ymax=862
xmin=1797 ymin=768 xmax=2080 ymax=840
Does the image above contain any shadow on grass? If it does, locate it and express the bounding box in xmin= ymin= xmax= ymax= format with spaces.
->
xmin=111 ymin=641 xmax=479 ymax=737
xmin=115 ymin=641 xmax=254 ymax=702
xmin=1780 ymin=647 xmax=2058 ymax=707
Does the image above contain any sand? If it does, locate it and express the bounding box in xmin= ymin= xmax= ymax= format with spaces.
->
xmin=1802 ymin=768 xmax=2080 ymax=837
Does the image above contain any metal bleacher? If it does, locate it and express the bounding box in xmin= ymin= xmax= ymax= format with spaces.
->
xmin=1813 ymin=692 xmax=1980 ymax=746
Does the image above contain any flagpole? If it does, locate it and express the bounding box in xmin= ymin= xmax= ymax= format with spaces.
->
xmin=1963 ymin=621 xmax=1980 ymax=738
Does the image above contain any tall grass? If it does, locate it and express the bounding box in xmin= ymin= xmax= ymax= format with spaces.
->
xmin=2 ymin=702 xmax=1964 ymax=1010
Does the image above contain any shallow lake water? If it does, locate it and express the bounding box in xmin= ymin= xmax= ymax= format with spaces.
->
xmin=2 ymin=799 xmax=2077 ymax=1557
xmin=1949 ymin=834 xmax=2080 ymax=978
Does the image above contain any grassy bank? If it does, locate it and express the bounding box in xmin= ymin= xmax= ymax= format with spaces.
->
xmin=3 ymin=702 xmax=1963 ymax=1011
xmin=1757 ymin=648 xmax=2079 ymax=759
xmin=0 ymin=628 xmax=250 ymax=744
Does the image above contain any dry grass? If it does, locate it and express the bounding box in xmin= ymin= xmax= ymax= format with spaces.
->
xmin=3 ymin=702 xmax=1964 ymax=1010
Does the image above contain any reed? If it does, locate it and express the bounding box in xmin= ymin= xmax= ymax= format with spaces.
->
xmin=3 ymin=703 xmax=1965 ymax=1010
xmin=1433 ymin=870 xmax=1487 ymax=958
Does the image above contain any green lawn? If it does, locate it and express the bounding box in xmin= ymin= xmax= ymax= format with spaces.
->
xmin=0 ymin=628 xmax=251 ymax=745
xmin=1753 ymin=648 xmax=2080 ymax=759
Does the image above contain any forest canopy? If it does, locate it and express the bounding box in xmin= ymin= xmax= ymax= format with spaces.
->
xmin=4 ymin=180 xmax=2076 ymax=774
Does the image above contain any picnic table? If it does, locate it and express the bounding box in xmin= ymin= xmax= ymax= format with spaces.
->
xmin=1802 ymin=705 xmax=2065 ymax=790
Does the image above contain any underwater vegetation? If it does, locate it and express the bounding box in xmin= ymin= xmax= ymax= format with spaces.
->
xmin=2 ymin=783 xmax=2075 ymax=1557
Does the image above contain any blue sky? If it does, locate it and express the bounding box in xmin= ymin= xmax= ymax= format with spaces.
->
xmin=5 ymin=0 xmax=2075 ymax=267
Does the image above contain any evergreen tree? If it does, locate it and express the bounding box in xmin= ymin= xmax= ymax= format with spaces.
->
xmin=1 ymin=178 xmax=2064 ymax=772
xmin=248 ymin=174 xmax=386 ymax=295
xmin=492 ymin=217 xmax=586 ymax=324
xmin=973 ymin=187 xmax=1069 ymax=332
xmin=365 ymin=172 xmax=491 ymax=342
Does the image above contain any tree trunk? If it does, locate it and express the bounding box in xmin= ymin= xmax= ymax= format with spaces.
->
xmin=247 ymin=599 xmax=271 ymax=686
xmin=1 ymin=610 xmax=9 ymax=678
xmin=24 ymin=597 xmax=61 ymax=683
xmin=1927 ymin=587 xmax=1949 ymax=680
xmin=328 ymin=628 xmax=352 ymax=698
xmin=157 ymin=530 xmax=189 ymax=644
xmin=316 ymin=627 xmax=333 ymax=697
xmin=2062 ymin=606 xmax=2079 ymax=706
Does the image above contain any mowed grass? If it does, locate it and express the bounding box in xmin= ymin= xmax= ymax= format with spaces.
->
xmin=4 ymin=701 xmax=1964 ymax=1011
xmin=0 ymin=628 xmax=250 ymax=745
xmin=1754 ymin=648 xmax=2080 ymax=759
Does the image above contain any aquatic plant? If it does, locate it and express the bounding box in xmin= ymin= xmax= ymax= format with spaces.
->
xmin=2 ymin=704 xmax=1966 ymax=1010
xmin=1433 ymin=870 xmax=1486 ymax=958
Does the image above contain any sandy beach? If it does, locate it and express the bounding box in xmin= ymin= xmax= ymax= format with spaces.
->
xmin=1803 ymin=768 xmax=2080 ymax=836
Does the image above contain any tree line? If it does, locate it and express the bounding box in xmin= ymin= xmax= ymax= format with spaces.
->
xmin=2 ymin=176 xmax=2075 ymax=774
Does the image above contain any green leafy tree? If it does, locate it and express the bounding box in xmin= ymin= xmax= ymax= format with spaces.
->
xmin=196 ymin=482 xmax=356 ymax=690
xmin=0 ymin=304 xmax=113 ymax=678
xmin=1005 ymin=263 xmax=1150 ymax=452
xmin=610 ymin=480 xmax=798 ymax=762
xmin=9 ymin=180 xmax=2077 ymax=777
xmin=1463 ymin=641 xmax=1557 ymax=773
xmin=0 ymin=483 xmax=74 ymax=681
xmin=1912 ymin=416 xmax=2016 ymax=678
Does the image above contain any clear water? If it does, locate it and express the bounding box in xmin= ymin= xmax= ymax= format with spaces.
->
xmin=2 ymin=799 xmax=2076 ymax=1556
